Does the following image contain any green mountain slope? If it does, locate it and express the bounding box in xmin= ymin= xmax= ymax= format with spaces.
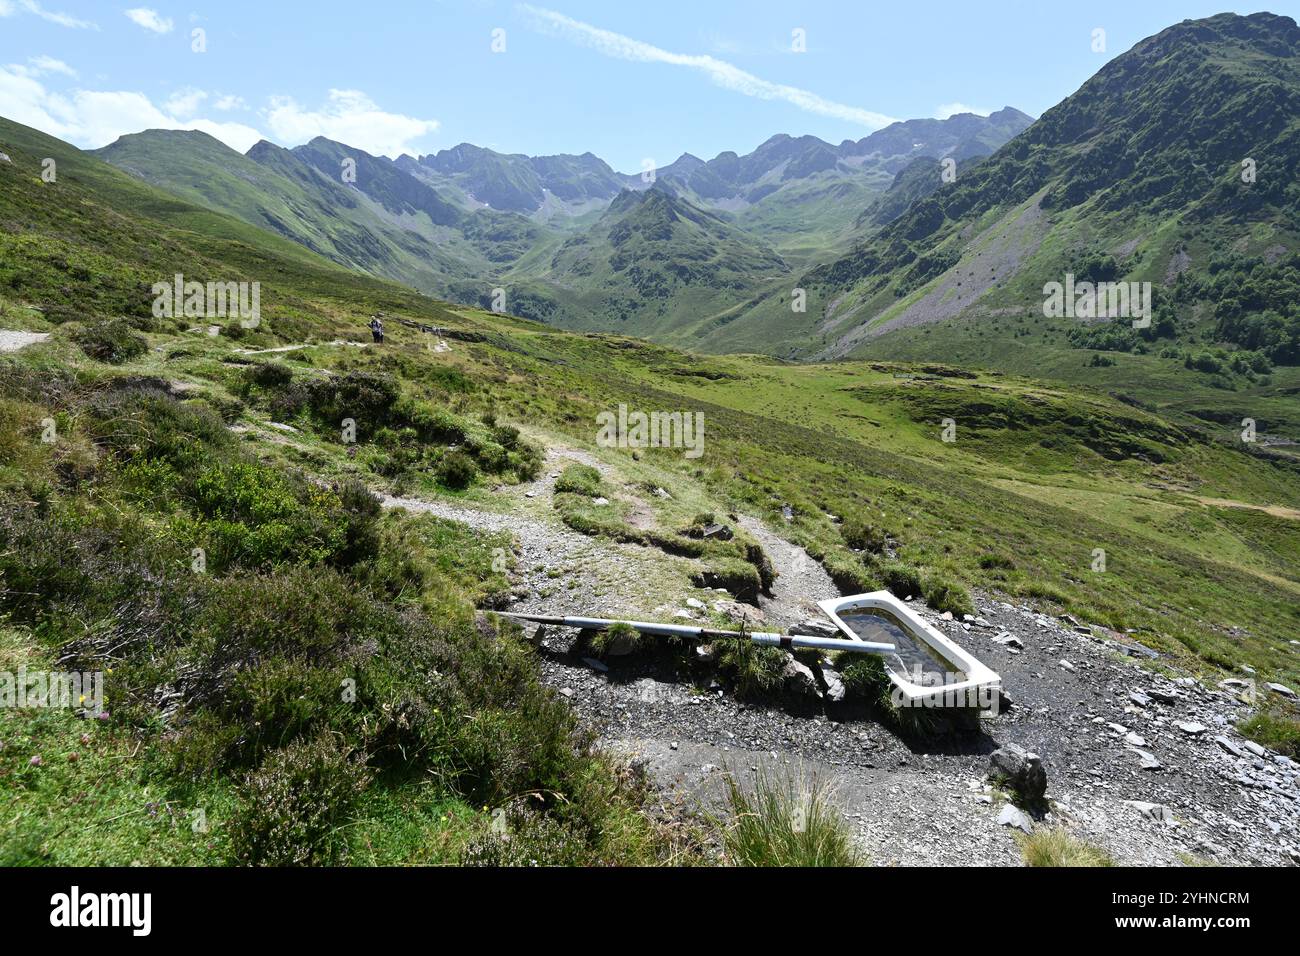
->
xmin=800 ymin=12 xmax=1300 ymax=355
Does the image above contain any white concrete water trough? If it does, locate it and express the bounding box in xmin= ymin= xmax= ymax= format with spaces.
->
xmin=817 ymin=592 xmax=1002 ymax=711
xmin=500 ymin=591 xmax=1000 ymax=712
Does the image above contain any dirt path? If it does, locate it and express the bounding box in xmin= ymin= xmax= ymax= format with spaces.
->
xmin=0 ymin=330 xmax=50 ymax=352
xmin=735 ymin=514 xmax=838 ymax=631
xmin=1192 ymin=496 xmax=1300 ymax=521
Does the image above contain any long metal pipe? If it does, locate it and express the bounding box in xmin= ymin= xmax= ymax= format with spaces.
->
xmin=497 ymin=612 xmax=895 ymax=654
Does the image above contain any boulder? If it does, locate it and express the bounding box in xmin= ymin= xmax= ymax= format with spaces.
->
xmin=603 ymin=630 xmax=640 ymax=656
xmin=987 ymin=744 xmax=1047 ymax=801
xmin=1265 ymin=682 xmax=1296 ymax=699
xmin=714 ymin=600 xmax=766 ymax=628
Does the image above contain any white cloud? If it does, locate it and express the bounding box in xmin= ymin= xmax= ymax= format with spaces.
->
xmin=6 ymin=55 xmax=78 ymax=79
xmin=0 ymin=0 xmax=97 ymax=28
xmin=184 ymin=118 xmax=265 ymax=152
xmin=0 ymin=64 xmax=265 ymax=152
xmin=124 ymin=7 xmax=174 ymax=34
xmin=27 ymin=54 xmax=77 ymax=77
xmin=165 ymin=86 xmax=207 ymax=117
xmin=213 ymin=93 xmax=246 ymax=111
xmin=519 ymin=4 xmax=896 ymax=129
xmin=934 ymin=102 xmax=990 ymax=120
xmin=265 ymin=89 xmax=439 ymax=158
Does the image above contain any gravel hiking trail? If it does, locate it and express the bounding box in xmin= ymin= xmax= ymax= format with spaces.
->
xmin=0 ymin=330 xmax=50 ymax=352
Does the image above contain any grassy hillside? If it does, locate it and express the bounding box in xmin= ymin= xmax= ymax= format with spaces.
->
xmin=2 ymin=113 xmax=1298 ymax=864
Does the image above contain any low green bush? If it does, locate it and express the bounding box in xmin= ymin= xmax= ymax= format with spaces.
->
xmin=229 ymin=734 xmax=373 ymax=866
xmin=875 ymin=560 xmax=923 ymax=600
xmin=716 ymin=639 xmax=786 ymax=698
xmin=437 ymin=449 xmax=478 ymax=489
xmin=840 ymin=516 xmax=887 ymax=554
xmin=921 ymin=570 xmax=975 ymax=617
xmin=554 ymin=464 xmax=604 ymax=497
xmin=73 ymin=318 xmax=147 ymax=364
xmin=1239 ymin=711 xmax=1300 ymax=758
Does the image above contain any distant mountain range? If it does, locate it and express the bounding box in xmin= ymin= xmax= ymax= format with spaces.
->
xmin=89 ymin=107 xmax=1032 ymax=339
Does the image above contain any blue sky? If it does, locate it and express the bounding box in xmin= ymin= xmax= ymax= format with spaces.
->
xmin=1 ymin=1 xmax=1295 ymax=170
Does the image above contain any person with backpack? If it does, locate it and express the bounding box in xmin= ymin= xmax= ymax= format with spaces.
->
xmin=369 ymin=316 xmax=384 ymax=344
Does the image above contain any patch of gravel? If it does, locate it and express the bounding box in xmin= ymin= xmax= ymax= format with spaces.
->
xmin=542 ymin=595 xmax=1299 ymax=866
xmin=0 ymin=330 xmax=50 ymax=353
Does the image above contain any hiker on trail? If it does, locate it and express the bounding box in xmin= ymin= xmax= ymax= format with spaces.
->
xmin=369 ymin=317 xmax=384 ymax=344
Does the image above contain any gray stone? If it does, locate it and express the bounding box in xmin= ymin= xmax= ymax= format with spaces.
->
xmin=1129 ymin=747 xmax=1163 ymax=770
xmin=1215 ymin=736 xmax=1246 ymax=758
xmin=782 ymin=657 xmax=822 ymax=698
xmin=987 ymin=744 xmax=1048 ymax=801
xmin=1124 ymin=800 xmax=1172 ymax=822
xmin=820 ymin=665 xmax=846 ymax=703
xmin=1178 ymin=721 xmax=1207 ymax=736
xmin=1265 ymin=682 xmax=1296 ymax=699
xmin=997 ymin=804 xmax=1034 ymax=833
xmin=792 ymin=618 xmax=840 ymax=638
xmin=603 ymin=630 xmax=640 ymax=656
